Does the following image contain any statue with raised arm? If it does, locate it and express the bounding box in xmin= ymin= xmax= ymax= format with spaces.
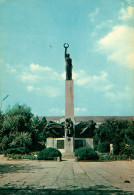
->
xmin=63 ymin=43 xmax=73 ymax=80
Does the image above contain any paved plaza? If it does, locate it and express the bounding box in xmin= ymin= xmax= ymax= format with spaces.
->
xmin=0 ymin=155 xmax=134 ymax=194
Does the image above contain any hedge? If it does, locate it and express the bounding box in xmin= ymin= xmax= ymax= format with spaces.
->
xmin=4 ymin=147 xmax=28 ymax=155
xmin=37 ymin=147 xmax=61 ymax=160
xmin=75 ymin=147 xmax=99 ymax=161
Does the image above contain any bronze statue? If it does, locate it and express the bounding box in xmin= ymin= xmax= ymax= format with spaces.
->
xmin=65 ymin=118 xmax=74 ymax=137
xmin=64 ymin=43 xmax=73 ymax=80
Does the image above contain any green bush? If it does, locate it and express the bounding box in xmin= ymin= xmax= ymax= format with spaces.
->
xmin=97 ymin=142 xmax=109 ymax=153
xmin=75 ymin=147 xmax=99 ymax=161
xmin=99 ymin=154 xmax=128 ymax=161
xmin=5 ymin=154 xmax=36 ymax=160
xmin=4 ymin=147 xmax=28 ymax=155
xmin=119 ymin=145 xmax=134 ymax=157
xmin=93 ymin=144 xmax=98 ymax=151
xmin=93 ymin=135 xmax=99 ymax=151
xmin=37 ymin=147 xmax=62 ymax=160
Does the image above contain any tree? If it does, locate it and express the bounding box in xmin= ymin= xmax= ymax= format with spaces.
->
xmin=0 ymin=112 xmax=4 ymax=149
xmin=9 ymin=132 xmax=32 ymax=148
xmin=125 ymin=122 xmax=134 ymax=144
xmin=31 ymin=116 xmax=47 ymax=150
xmin=94 ymin=118 xmax=131 ymax=154
xmin=0 ymin=104 xmax=33 ymax=150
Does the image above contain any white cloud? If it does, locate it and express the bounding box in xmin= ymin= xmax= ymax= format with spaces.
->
xmin=102 ymin=84 xmax=113 ymax=91
xmin=17 ymin=63 xmax=114 ymax=98
xmin=75 ymin=70 xmax=108 ymax=87
xmin=30 ymin=63 xmax=52 ymax=72
xmin=119 ymin=6 xmax=134 ymax=20
xmin=98 ymin=25 xmax=134 ymax=68
xmin=27 ymin=86 xmax=40 ymax=92
xmin=61 ymin=69 xmax=109 ymax=88
xmin=21 ymin=71 xmax=39 ymax=83
xmin=88 ymin=8 xmax=99 ymax=23
xmin=20 ymin=64 xmax=61 ymax=83
xmin=91 ymin=20 xmax=113 ymax=37
xmin=20 ymin=64 xmax=62 ymax=83
xmin=75 ymin=107 xmax=87 ymax=114
xmin=18 ymin=63 xmax=64 ymax=97
xmin=105 ymin=86 xmax=134 ymax=100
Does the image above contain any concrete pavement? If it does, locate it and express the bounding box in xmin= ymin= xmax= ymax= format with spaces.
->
xmin=0 ymin=155 xmax=134 ymax=194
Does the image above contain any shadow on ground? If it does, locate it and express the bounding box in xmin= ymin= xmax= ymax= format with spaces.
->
xmin=0 ymin=163 xmax=48 ymax=174
xmin=0 ymin=185 xmax=133 ymax=195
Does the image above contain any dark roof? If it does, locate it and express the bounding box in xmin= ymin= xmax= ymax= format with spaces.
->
xmin=74 ymin=116 xmax=134 ymax=122
xmin=40 ymin=116 xmax=134 ymax=122
xmin=41 ymin=116 xmax=64 ymax=121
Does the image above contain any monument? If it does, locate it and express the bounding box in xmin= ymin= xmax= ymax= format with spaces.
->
xmin=46 ymin=44 xmax=94 ymax=154
xmin=64 ymin=43 xmax=75 ymax=153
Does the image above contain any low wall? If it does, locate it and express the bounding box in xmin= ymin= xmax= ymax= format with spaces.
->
xmin=75 ymin=138 xmax=93 ymax=149
xmin=46 ymin=138 xmax=65 ymax=153
xmin=46 ymin=137 xmax=93 ymax=153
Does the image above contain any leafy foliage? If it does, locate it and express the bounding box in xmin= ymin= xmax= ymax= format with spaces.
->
xmin=0 ymin=112 xmax=4 ymax=131
xmin=2 ymin=104 xmax=33 ymax=134
xmin=75 ymin=147 xmax=99 ymax=160
xmin=5 ymin=147 xmax=28 ymax=155
xmin=99 ymin=154 xmax=128 ymax=161
xmin=0 ymin=104 xmax=33 ymax=150
xmin=0 ymin=104 xmax=48 ymax=152
xmin=94 ymin=119 xmax=134 ymax=155
xmin=31 ymin=116 xmax=47 ymax=150
xmin=97 ymin=142 xmax=109 ymax=153
xmin=37 ymin=147 xmax=62 ymax=160
xmin=9 ymin=132 xmax=32 ymax=148
xmin=119 ymin=145 xmax=134 ymax=157
xmin=5 ymin=153 xmax=37 ymax=160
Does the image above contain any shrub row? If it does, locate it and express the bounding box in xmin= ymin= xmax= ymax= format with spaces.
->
xmin=119 ymin=146 xmax=134 ymax=156
xmin=4 ymin=147 xmax=62 ymax=160
xmin=4 ymin=146 xmax=133 ymax=161
xmin=99 ymin=154 xmax=128 ymax=161
xmin=5 ymin=154 xmax=36 ymax=160
xmin=5 ymin=147 xmax=29 ymax=155
xmin=37 ymin=147 xmax=61 ymax=160
xmin=75 ymin=147 xmax=99 ymax=160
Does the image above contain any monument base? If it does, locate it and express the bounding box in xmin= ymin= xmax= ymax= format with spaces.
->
xmin=64 ymin=137 xmax=74 ymax=153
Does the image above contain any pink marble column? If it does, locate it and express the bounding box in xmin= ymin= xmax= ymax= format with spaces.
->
xmin=65 ymin=80 xmax=74 ymax=120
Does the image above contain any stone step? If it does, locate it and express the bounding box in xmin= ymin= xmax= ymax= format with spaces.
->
xmin=62 ymin=152 xmax=75 ymax=159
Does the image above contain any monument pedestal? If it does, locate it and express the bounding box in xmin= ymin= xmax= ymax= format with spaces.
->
xmin=65 ymin=80 xmax=75 ymax=153
xmin=65 ymin=137 xmax=74 ymax=153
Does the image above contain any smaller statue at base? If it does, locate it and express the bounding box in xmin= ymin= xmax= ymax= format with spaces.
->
xmin=110 ymin=143 xmax=114 ymax=154
xmin=65 ymin=118 xmax=74 ymax=137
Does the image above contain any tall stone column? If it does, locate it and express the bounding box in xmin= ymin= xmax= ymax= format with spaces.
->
xmin=65 ymin=80 xmax=75 ymax=153
xmin=65 ymin=80 xmax=74 ymax=120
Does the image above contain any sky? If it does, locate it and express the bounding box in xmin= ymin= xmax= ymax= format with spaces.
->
xmin=0 ymin=0 xmax=134 ymax=117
